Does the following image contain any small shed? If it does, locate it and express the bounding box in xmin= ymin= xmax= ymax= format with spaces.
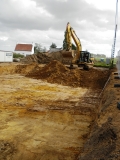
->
xmin=0 ymin=50 xmax=13 ymax=62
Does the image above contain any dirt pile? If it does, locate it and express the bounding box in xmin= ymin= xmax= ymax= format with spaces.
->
xmin=21 ymin=51 xmax=63 ymax=64
xmin=0 ymin=63 xmax=38 ymax=75
xmin=0 ymin=61 xmax=110 ymax=89
xmin=20 ymin=52 xmax=52 ymax=63
xmin=14 ymin=63 xmax=39 ymax=74
xmin=26 ymin=60 xmax=110 ymax=89
xmin=0 ymin=65 xmax=15 ymax=74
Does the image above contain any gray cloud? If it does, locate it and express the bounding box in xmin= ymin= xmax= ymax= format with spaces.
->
xmin=0 ymin=0 xmax=119 ymax=56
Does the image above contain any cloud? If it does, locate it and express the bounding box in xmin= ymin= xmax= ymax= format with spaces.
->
xmin=0 ymin=0 xmax=54 ymax=31
xmin=0 ymin=0 xmax=119 ymax=57
xmin=0 ymin=36 xmax=8 ymax=41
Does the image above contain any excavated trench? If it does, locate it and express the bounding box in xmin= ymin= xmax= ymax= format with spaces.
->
xmin=0 ymin=61 xmax=111 ymax=160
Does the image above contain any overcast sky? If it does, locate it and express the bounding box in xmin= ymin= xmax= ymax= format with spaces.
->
xmin=0 ymin=0 xmax=119 ymax=57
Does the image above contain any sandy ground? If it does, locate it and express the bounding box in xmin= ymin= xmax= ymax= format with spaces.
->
xmin=0 ymin=62 xmax=109 ymax=160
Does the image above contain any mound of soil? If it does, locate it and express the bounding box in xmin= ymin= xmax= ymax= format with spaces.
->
xmin=21 ymin=51 xmax=63 ymax=64
xmin=21 ymin=53 xmax=52 ymax=64
xmin=0 ymin=63 xmax=40 ymax=75
xmin=26 ymin=60 xmax=110 ymax=89
xmin=14 ymin=63 xmax=38 ymax=74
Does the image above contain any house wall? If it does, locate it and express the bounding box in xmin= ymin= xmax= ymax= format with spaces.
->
xmin=32 ymin=44 xmax=34 ymax=54
xmin=0 ymin=51 xmax=13 ymax=62
xmin=14 ymin=51 xmax=33 ymax=57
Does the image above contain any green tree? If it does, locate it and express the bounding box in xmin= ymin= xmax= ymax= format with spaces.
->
xmin=50 ymin=43 xmax=57 ymax=48
xmin=34 ymin=43 xmax=43 ymax=53
xmin=63 ymin=31 xmax=76 ymax=50
xmin=63 ymin=31 xmax=67 ymax=50
xmin=72 ymin=43 xmax=76 ymax=50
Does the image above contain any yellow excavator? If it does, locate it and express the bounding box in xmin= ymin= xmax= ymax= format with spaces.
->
xmin=62 ymin=22 xmax=94 ymax=70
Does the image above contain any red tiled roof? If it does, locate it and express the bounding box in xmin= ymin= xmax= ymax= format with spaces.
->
xmin=14 ymin=44 xmax=33 ymax=51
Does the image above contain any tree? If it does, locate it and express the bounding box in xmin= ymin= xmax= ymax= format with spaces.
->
xmin=63 ymin=32 xmax=67 ymax=50
xmin=63 ymin=31 xmax=76 ymax=50
xmin=50 ymin=43 xmax=57 ymax=48
xmin=43 ymin=47 xmax=47 ymax=52
xmin=34 ymin=43 xmax=43 ymax=53
xmin=34 ymin=43 xmax=42 ymax=53
xmin=72 ymin=43 xmax=76 ymax=50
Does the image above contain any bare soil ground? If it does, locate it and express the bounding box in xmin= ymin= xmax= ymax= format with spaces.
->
xmin=0 ymin=61 xmax=110 ymax=160
xmin=79 ymin=69 xmax=120 ymax=160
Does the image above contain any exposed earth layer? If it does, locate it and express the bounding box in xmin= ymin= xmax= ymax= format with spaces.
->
xmin=0 ymin=61 xmax=112 ymax=160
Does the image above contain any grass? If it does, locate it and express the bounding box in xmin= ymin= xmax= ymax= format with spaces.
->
xmin=93 ymin=58 xmax=116 ymax=68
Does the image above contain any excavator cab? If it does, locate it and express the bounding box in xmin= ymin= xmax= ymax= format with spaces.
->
xmin=79 ymin=51 xmax=90 ymax=63
xmin=77 ymin=51 xmax=94 ymax=70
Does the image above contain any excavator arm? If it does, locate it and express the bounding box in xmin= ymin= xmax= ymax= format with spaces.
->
xmin=65 ymin=22 xmax=72 ymax=51
xmin=70 ymin=24 xmax=82 ymax=63
xmin=65 ymin=22 xmax=82 ymax=50
xmin=63 ymin=22 xmax=82 ymax=63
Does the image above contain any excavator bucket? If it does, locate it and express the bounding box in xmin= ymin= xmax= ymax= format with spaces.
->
xmin=61 ymin=51 xmax=73 ymax=58
xmin=61 ymin=50 xmax=75 ymax=64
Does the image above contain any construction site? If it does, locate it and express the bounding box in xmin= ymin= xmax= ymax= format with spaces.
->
xmin=0 ymin=49 xmax=120 ymax=160
xmin=0 ymin=16 xmax=120 ymax=159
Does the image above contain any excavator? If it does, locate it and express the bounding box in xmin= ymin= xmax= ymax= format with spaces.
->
xmin=62 ymin=22 xmax=94 ymax=70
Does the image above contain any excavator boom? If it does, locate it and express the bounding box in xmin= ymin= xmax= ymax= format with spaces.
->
xmin=62 ymin=22 xmax=82 ymax=64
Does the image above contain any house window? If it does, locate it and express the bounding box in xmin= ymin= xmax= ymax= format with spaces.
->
xmin=6 ymin=53 xmax=12 ymax=56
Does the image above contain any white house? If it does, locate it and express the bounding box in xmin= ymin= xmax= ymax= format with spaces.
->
xmin=0 ymin=50 xmax=13 ymax=62
xmin=14 ymin=43 xmax=34 ymax=56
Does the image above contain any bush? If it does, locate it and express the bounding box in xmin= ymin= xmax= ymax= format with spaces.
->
xmin=13 ymin=53 xmax=25 ymax=58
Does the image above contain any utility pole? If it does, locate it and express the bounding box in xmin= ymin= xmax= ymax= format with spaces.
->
xmin=111 ymin=0 xmax=118 ymax=68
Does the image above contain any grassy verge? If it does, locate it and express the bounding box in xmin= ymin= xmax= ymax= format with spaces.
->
xmin=93 ymin=59 xmax=116 ymax=68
